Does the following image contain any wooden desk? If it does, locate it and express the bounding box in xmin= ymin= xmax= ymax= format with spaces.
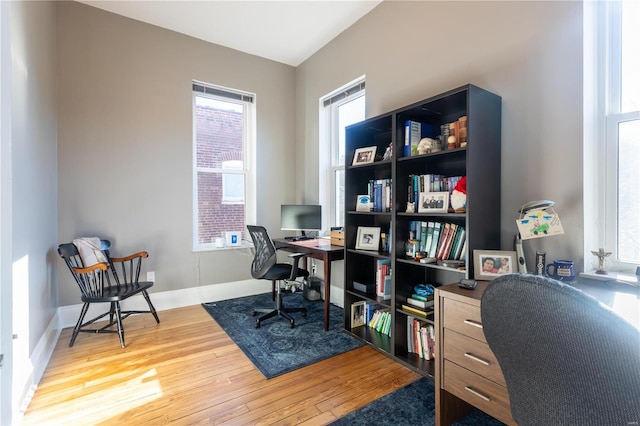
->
xmin=434 ymin=279 xmax=640 ymax=425
xmin=273 ymin=238 xmax=345 ymax=331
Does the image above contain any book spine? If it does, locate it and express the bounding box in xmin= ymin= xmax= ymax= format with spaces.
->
xmin=429 ymin=222 xmax=441 ymax=258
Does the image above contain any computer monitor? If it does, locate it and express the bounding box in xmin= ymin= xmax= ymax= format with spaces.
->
xmin=280 ymin=204 xmax=322 ymax=237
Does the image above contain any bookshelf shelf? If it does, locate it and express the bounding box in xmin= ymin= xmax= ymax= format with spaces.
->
xmin=343 ymin=84 xmax=502 ymax=379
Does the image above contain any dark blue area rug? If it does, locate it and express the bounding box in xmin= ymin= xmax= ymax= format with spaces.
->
xmin=330 ymin=378 xmax=505 ymax=426
xmin=202 ymin=292 xmax=364 ymax=379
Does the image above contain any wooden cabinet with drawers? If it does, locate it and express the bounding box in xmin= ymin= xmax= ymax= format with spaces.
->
xmin=434 ymin=281 xmax=516 ymax=426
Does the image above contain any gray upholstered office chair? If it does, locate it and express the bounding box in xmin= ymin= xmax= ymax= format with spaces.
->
xmin=247 ymin=225 xmax=309 ymax=328
xmin=481 ymin=274 xmax=640 ymax=425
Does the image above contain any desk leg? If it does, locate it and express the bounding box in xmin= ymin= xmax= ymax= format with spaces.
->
xmin=323 ymin=259 xmax=330 ymax=331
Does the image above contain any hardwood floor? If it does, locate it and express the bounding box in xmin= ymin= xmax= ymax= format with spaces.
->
xmin=22 ymin=304 xmax=421 ymax=425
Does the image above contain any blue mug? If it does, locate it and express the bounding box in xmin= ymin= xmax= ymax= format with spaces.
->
xmin=546 ymin=260 xmax=575 ymax=281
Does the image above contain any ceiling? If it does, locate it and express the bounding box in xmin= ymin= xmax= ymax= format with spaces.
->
xmin=78 ymin=0 xmax=382 ymax=67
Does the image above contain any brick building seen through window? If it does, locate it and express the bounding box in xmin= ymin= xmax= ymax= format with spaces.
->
xmin=195 ymin=103 xmax=245 ymax=245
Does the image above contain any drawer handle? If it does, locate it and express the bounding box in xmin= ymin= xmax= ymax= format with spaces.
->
xmin=463 ymin=319 xmax=483 ymax=328
xmin=464 ymin=352 xmax=490 ymax=366
xmin=464 ymin=386 xmax=491 ymax=402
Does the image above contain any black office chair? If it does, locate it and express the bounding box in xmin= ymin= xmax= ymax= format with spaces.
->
xmin=247 ymin=225 xmax=309 ymax=328
xmin=58 ymin=239 xmax=160 ymax=348
xmin=481 ymin=274 xmax=640 ymax=425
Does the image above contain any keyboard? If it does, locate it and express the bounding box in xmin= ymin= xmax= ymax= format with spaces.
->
xmin=285 ymin=236 xmax=315 ymax=242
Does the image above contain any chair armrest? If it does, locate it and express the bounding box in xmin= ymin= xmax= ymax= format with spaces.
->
xmin=72 ymin=262 xmax=109 ymax=274
xmin=109 ymin=251 xmax=149 ymax=263
xmin=108 ymin=251 xmax=149 ymax=284
xmin=287 ymin=252 xmax=307 ymax=280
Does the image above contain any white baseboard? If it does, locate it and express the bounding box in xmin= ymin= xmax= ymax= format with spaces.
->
xmin=19 ymin=279 xmax=344 ymax=418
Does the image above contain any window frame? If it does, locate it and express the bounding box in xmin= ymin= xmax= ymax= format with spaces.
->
xmin=192 ymin=81 xmax=256 ymax=251
xmin=319 ymin=77 xmax=365 ymax=231
xmin=593 ymin=0 xmax=640 ymax=271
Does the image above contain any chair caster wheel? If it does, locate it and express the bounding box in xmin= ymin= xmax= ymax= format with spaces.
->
xmin=252 ymin=311 xmax=257 ymax=316
xmin=255 ymin=320 xmax=260 ymax=328
xmin=290 ymin=320 xmax=295 ymax=328
xmin=302 ymin=311 xmax=307 ymax=318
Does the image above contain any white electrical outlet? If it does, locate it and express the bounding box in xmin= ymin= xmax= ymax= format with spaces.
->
xmin=147 ymin=271 xmax=155 ymax=282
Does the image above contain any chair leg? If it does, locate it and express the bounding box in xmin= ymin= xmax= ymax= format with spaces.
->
xmin=70 ymin=303 xmax=90 ymax=347
xmin=272 ymin=280 xmax=276 ymax=301
xmin=254 ymin=280 xmax=307 ymax=328
xmin=114 ymin=301 xmax=126 ymax=348
xmin=141 ymin=290 xmax=160 ymax=323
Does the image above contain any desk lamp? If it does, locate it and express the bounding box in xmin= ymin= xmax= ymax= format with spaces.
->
xmin=514 ymin=199 xmax=562 ymax=273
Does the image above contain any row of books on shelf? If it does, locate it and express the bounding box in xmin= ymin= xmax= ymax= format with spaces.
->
xmin=407 ymin=317 xmax=435 ymax=360
xmin=403 ymin=116 xmax=467 ymax=157
xmin=407 ymin=221 xmax=467 ymax=261
xmin=362 ymin=302 xmax=392 ymax=336
xmin=367 ymin=179 xmax=392 ymax=212
xmin=407 ymin=175 xmax=463 ymax=210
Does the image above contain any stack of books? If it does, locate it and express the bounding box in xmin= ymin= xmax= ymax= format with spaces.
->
xmin=400 ymin=293 xmax=434 ymax=318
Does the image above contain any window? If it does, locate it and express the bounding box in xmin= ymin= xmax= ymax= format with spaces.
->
xmin=320 ymin=78 xmax=365 ymax=230
xmin=192 ymin=81 xmax=256 ymax=250
xmin=596 ymin=1 xmax=640 ymax=269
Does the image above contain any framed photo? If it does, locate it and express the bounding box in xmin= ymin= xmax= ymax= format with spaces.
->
xmin=356 ymin=194 xmax=371 ymax=211
xmin=355 ymin=226 xmax=381 ymax=251
xmin=352 ymin=146 xmax=377 ymax=165
xmin=473 ymin=250 xmax=517 ymax=280
xmin=418 ymin=191 xmax=449 ymax=213
xmin=351 ymin=300 xmax=366 ymax=328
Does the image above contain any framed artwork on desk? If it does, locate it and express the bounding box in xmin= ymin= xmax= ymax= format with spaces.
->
xmin=474 ymin=250 xmax=517 ymax=280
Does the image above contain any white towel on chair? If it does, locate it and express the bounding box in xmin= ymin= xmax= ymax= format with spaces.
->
xmin=73 ymin=237 xmax=108 ymax=266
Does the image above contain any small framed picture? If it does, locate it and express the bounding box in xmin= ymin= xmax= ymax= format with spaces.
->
xmin=355 ymin=226 xmax=381 ymax=251
xmin=352 ymin=146 xmax=377 ymax=166
xmin=473 ymin=250 xmax=517 ymax=281
xmin=351 ymin=300 xmax=366 ymax=328
xmin=418 ymin=192 xmax=449 ymax=213
xmin=356 ymin=195 xmax=371 ymax=211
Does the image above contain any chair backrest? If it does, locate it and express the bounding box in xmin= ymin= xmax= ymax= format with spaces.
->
xmin=58 ymin=240 xmax=113 ymax=297
xmin=59 ymin=239 xmax=112 ymax=275
xmin=246 ymin=225 xmax=277 ymax=280
xmin=481 ymin=274 xmax=640 ymax=425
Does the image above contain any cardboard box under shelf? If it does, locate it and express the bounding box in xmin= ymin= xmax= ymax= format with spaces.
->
xmin=330 ymin=230 xmax=344 ymax=246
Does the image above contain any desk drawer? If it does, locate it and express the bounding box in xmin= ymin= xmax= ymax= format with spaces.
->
xmin=443 ymin=360 xmax=513 ymax=425
xmin=443 ymin=329 xmax=506 ymax=387
xmin=442 ymin=298 xmax=485 ymax=342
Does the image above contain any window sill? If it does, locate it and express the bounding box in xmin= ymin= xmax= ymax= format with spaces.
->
xmin=579 ymin=270 xmax=639 ymax=287
xmin=193 ymin=241 xmax=253 ymax=252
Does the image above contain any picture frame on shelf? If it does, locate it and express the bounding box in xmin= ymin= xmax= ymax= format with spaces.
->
xmin=351 ymin=300 xmax=366 ymax=328
xmin=355 ymin=226 xmax=381 ymax=251
xmin=473 ymin=250 xmax=517 ymax=280
xmin=418 ymin=191 xmax=449 ymax=213
xmin=352 ymin=146 xmax=377 ymax=165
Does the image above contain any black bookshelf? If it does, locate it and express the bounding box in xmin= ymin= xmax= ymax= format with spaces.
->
xmin=343 ymin=84 xmax=502 ymax=378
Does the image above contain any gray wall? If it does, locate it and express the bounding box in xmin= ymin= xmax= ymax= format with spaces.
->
xmin=296 ymin=0 xmax=584 ymax=270
xmin=56 ymin=2 xmax=297 ymax=306
xmin=11 ymin=0 xmax=58 ymax=369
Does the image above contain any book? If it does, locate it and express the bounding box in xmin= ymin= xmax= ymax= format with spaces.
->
xmin=458 ymin=116 xmax=468 ymax=147
xmin=401 ymin=304 xmax=433 ymax=318
xmin=428 ymin=222 xmax=442 ymax=258
xmin=419 ymin=221 xmax=428 ymax=252
xmin=406 ymin=296 xmax=434 ymax=309
xmin=436 ymin=223 xmax=452 ymax=260
xmin=411 ymin=293 xmax=434 ymax=302
xmin=441 ymin=223 xmax=457 ymax=260
xmin=405 ymin=120 xmax=421 ymax=156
